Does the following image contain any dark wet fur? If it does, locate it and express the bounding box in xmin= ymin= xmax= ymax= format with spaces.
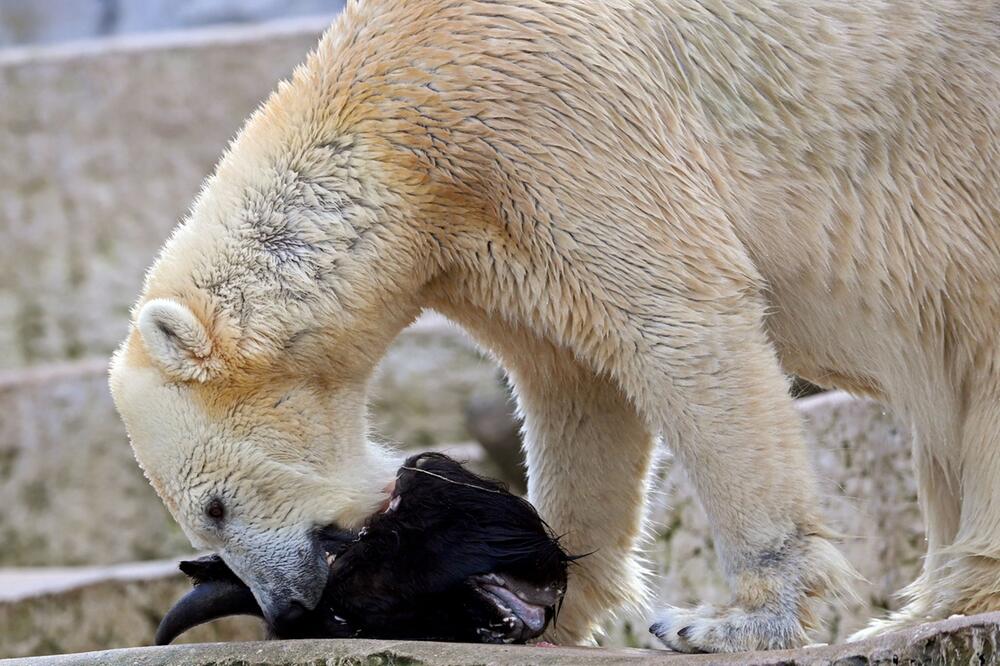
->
xmin=161 ymin=453 xmax=572 ymax=644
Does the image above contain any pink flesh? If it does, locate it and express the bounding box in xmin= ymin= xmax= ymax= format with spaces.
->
xmin=482 ymin=584 xmax=546 ymax=633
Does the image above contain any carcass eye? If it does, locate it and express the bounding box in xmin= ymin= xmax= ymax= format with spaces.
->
xmin=205 ymin=498 xmax=226 ymax=521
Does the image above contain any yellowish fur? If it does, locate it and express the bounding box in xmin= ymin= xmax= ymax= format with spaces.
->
xmin=109 ymin=0 xmax=999 ymax=652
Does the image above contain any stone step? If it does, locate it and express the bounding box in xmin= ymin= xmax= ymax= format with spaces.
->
xmin=0 ymin=559 xmax=179 ymax=604
xmin=1 ymin=2 xmax=345 ymax=48
xmin=0 ymin=559 xmax=264 ymax=659
xmin=5 ymin=612 xmax=999 ymax=666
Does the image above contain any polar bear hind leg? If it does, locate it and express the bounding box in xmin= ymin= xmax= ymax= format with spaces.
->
xmin=945 ymin=376 xmax=1000 ymax=616
xmin=853 ymin=367 xmax=1000 ymax=640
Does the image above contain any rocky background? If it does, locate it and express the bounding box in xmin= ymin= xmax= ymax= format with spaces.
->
xmin=0 ymin=7 xmax=926 ymax=661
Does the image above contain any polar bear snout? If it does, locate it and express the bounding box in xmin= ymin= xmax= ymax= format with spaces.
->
xmin=215 ymin=525 xmax=331 ymax=630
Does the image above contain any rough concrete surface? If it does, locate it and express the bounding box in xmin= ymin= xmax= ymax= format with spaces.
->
xmin=0 ymin=19 xmax=330 ymax=370
xmin=0 ymin=565 xmax=263 ymax=660
xmin=0 ymin=359 xmax=191 ymax=566
xmin=5 ymin=612 xmax=999 ymax=666
xmin=0 ymin=559 xmax=179 ymax=603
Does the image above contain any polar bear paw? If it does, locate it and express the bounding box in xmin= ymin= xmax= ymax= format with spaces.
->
xmin=649 ymin=604 xmax=808 ymax=653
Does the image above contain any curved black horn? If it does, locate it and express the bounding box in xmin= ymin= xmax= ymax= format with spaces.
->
xmin=154 ymin=579 xmax=264 ymax=645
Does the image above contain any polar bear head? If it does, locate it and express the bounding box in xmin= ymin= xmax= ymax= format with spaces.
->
xmin=107 ymin=8 xmax=474 ymax=625
xmin=109 ymin=282 xmax=411 ymax=626
xmin=109 ymin=281 xmax=409 ymax=619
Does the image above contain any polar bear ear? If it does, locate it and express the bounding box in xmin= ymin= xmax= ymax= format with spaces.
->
xmin=137 ymin=299 xmax=219 ymax=383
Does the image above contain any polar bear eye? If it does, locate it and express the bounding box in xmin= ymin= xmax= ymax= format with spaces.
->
xmin=205 ymin=498 xmax=226 ymax=522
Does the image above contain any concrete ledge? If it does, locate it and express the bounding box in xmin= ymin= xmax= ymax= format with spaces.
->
xmin=6 ymin=612 xmax=999 ymax=665
xmin=0 ymin=359 xmax=107 ymax=390
xmin=0 ymin=563 xmax=262 ymax=659
xmin=0 ymin=16 xmax=333 ymax=66
xmin=0 ymin=559 xmax=180 ymax=603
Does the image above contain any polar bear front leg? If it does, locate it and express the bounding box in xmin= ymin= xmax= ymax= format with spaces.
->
xmin=504 ymin=337 xmax=658 ymax=645
xmin=631 ymin=294 xmax=859 ymax=653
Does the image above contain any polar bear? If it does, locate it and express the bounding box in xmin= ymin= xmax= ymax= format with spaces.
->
xmin=109 ymin=0 xmax=1000 ymax=653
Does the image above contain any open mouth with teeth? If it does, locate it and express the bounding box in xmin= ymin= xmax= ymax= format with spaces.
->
xmin=470 ymin=574 xmax=563 ymax=643
xmin=156 ymin=453 xmax=573 ymax=645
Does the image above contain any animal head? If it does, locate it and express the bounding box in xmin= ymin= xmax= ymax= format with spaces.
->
xmin=155 ymin=454 xmax=571 ymax=644
xmin=110 ymin=2 xmax=514 ymax=628
xmin=109 ymin=19 xmax=423 ymax=629
xmin=109 ymin=290 xmax=404 ymax=623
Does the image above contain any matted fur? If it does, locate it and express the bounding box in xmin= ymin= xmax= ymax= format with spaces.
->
xmin=110 ymin=0 xmax=999 ymax=653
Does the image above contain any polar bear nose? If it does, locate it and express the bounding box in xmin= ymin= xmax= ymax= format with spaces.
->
xmin=268 ymin=598 xmax=309 ymax=635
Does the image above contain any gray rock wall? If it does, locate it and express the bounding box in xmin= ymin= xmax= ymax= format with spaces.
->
xmin=0 ymin=361 xmax=190 ymax=565
xmin=0 ymin=20 xmax=328 ymax=370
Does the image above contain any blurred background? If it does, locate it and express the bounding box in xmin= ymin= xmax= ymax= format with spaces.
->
xmin=0 ymin=1 xmax=926 ymax=659
xmin=0 ymin=0 xmax=346 ymax=46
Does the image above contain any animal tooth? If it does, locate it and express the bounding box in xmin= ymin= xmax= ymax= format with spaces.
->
xmin=326 ymin=552 xmax=336 ymax=566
